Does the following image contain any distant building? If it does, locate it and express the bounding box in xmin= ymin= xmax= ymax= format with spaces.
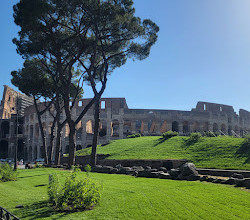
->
xmin=1 ymin=85 xmax=250 ymax=162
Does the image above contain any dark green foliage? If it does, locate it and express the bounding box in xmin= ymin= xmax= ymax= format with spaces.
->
xmin=162 ymin=131 xmax=178 ymax=140
xmin=0 ymin=163 xmax=18 ymax=182
xmin=84 ymin=164 xmax=92 ymax=177
xmin=203 ymin=131 xmax=216 ymax=137
xmin=189 ymin=132 xmax=202 ymax=142
xmin=48 ymin=170 xmax=101 ymax=211
xmin=127 ymin=133 xmax=141 ymax=138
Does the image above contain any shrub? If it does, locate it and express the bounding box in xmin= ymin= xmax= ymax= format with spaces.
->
xmin=0 ymin=163 xmax=18 ymax=182
xmin=189 ymin=133 xmax=202 ymax=142
xmin=127 ymin=133 xmax=141 ymax=138
xmin=48 ymin=170 xmax=101 ymax=211
xmin=162 ymin=131 xmax=178 ymax=140
xmin=203 ymin=131 xmax=215 ymax=137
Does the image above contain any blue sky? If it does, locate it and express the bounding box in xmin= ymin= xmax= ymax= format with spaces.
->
xmin=1 ymin=0 xmax=250 ymax=113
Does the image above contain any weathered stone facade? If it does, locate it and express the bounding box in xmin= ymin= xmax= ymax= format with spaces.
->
xmin=1 ymin=85 xmax=250 ymax=161
xmin=23 ymin=98 xmax=250 ymax=161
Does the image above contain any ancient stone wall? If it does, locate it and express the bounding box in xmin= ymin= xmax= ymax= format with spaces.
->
xmin=22 ymin=98 xmax=250 ymax=161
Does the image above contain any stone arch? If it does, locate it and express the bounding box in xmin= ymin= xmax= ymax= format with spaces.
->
xmin=192 ymin=121 xmax=200 ymax=132
xmin=76 ymin=121 xmax=82 ymax=140
xmin=183 ymin=121 xmax=189 ymax=134
xmin=86 ymin=120 xmax=93 ymax=134
xmin=172 ymin=121 xmax=179 ymax=132
xmin=28 ymin=146 xmax=32 ymax=161
xmin=0 ymin=140 xmax=8 ymax=159
xmin=221 ymin=124 xmax=227 ymax=134
xmin=99 ymin=121 xmax=107 ymax=137
xmin=111 ymin=120 xmax=119 ymax=137
xmin=203 ymin=122 xmax=209 ymax=132
xmin=1 ymin=121 xmax=9 ymax=138
xmin=213 ymin=123 xmax=219 ymax=132
xmin=149 ymin=121 xmax=156 ymax=134
xmin=17 ymin=139 xmax=24 ymax=160
xmin=76 ymin=145 xmax=82 ymax=151
xmin=34 ymin=145 xmax=37 ymax=160
xmin=35 ymin=123 xmax=39 ymax=138
xmin=48 ymin=121 xmax=53 ymax=135
xmin=235 ymin=125 xmax=239 ymax=134
xmin=65 ymin=123 xmax=70 ymax=137
xmin=228 ymin=125 xmax=232 ymax=136
xmin=135 ymin=120 xmax=142 ymax=133
xmin=160 ymin=121 xmax=168 ymax=133
xmin=29 ymin=125 xmax=34 ymax=138
xmin=42 ymin=122 xmax=46 ymax=135
xmin=123 ymin=120 xmax=132 ymax=135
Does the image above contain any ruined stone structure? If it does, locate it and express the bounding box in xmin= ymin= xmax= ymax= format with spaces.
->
xmin=0 ymin=86 xmax=33 ymax=160
xmin=1 ymin=85 xmax=250 ymax=161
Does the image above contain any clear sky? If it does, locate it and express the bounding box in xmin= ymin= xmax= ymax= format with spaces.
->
xmin=1 ymin=0 xmax=250 ymax=113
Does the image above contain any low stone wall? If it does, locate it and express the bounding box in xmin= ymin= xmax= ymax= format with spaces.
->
xmin=61 ymin=156 xmax=187 ymax=170
xmin=99 ymin=159 xmax=187 ymax=169
xmin=197 ymin=168 xmax=250 ymax=178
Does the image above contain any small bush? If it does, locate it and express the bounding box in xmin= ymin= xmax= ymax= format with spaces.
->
xmin=0 ymin=163 xmax=18 ymax=182
xmin=189 ymin=133 xmax=202 ymax=142
xmin=203 ymin=131 xmax=215 ymax=137
xmin=162 ymin=131 xmax=178 ymax=140
xmin=48 ymin=170 xmax=101 ymax=211
xmin=127 ymin=133 xmax=141 ymax=138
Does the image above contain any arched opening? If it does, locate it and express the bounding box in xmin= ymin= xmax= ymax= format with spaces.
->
xmin=221 ymin=124 xmax=227 ymax=134
xmin=235 ymin=125 xmax=239 ymax=135
xmin=213 ymin=123 xmax=219 ymax=132
xmin=76 ymin=121 xmax=82 ymax=140
xmin=160 ymin=121 xmax=168 ymax=133
xmin=149 ymin=121 xmax=156 ymax=134
xmin=29 ymin=125 xmax=34 ymax=138
xmin=1 ymin=121 xmax=9 ymax=138
xmin=86 ymin=120 xmax=93 ymax=134
xmin=28 ymin=146 xmax=32 ymax=161
xmin=35 ymin=123 xmax=39 ymax=138
xmin=76 ymin=145 xmax=82 ymax=151
xmin=203 ymin=122 xmax=209 ymax=132
xmin=99 ymin=121 xmax=107 ymax=137
xmin=123 ymin=120 xmax=132 ymax=136
xmin=192 ymin=121 xmax=200 ymax=132
xmin=40 ymin=146 xmax=44 ymax=159
xmin=111 ymin=120 xmax=119 ymax=137
xmin=65 ymin=145 xmax=69 ymax=154
xmin=17 ymin=139 xmax=24 ymax=160
xmin=228 ymin=125 xmax=232 ymax=136
xmin=183 ymin=121 xmax=189 ymax=134
xmin=65 ymin=123 xmax=70 ymax=137
xmin=0 ymin=140 xmax=8 ymax=159
xmin=172 ymin=121 xmax=179 ymax=132
xmin=135 ymin=120 xmax=142 ymax=133
xmin=34 ymin=145 xmax=37 ymax=160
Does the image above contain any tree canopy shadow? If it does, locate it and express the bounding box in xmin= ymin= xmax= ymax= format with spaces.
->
xmin=15 ymin=201 xmax=70 ymax=220
xmin=153 ymin=138 xmax=167 ymax=147
xmin=235 ymin=141 xmax=250 ymax=164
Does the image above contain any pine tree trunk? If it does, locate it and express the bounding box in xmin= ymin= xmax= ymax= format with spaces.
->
xmin=91 ymin=97 xmax=100 ymax=167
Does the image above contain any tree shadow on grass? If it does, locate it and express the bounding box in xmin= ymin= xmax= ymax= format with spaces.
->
xmin=235 ymin=141 xmax=250 ymax=164
xmin=18 ymin=174 xmax=49 ymax=179
xmin=17 ymin=201 xmax=71 ymax=220
xmin=153 ymin=138 xmax=166 ymax=147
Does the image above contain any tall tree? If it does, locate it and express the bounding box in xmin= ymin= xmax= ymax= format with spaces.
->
xmin=13 ymin=0 xmax=159 ymax=167
xmin=11 ymin=59 xmax=55 ymax=164
xmin=75 ymin=0 xmax=159 ymax=166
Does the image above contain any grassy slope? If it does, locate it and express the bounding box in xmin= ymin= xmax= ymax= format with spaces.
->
xmin=76 ymin=136 xmax=250 ymax=170
xmin=0 ymin=168 xmax=249 ymax=220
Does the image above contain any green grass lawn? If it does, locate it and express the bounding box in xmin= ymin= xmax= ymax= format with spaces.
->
xmin=0 ymin=168 xmax=249 ymax=220
xmin=75 ymin=136 xmax=250 ymax=170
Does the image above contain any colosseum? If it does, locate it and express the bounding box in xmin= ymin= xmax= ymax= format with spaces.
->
xmin=1 ymin=85 xmax=250 ymax=161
